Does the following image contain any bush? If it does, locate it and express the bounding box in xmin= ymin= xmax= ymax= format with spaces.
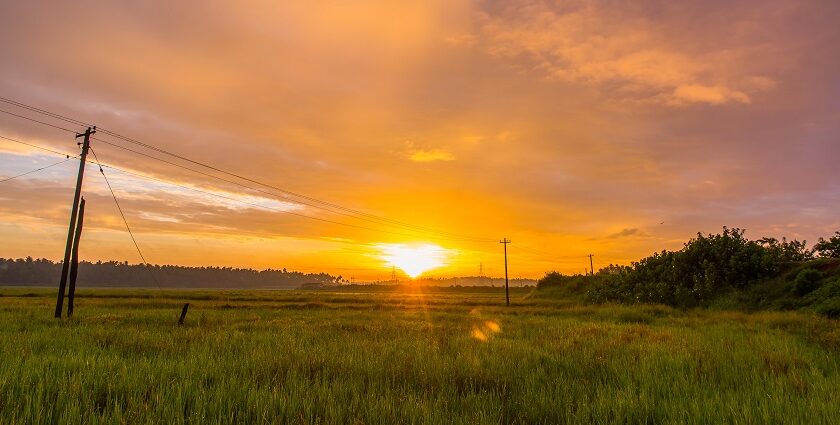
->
xmin=793 ymin=269 xmax=823 ymax=295
xmin=585 ymin=227 xmax=777 ymax=307
xmin=543 ymin=228 xmax=840 ymax=318
xmin=535 ymin=272 xmax=592 ymax=299
xmin=807 ymin=277 xmax=840 ymax=318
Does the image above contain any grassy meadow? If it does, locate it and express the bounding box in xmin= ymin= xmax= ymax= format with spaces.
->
xmin=1 ymin=286 xmax=839 ymax=424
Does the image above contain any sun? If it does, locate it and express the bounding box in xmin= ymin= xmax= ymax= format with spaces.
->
xmin=377 ymin=243 xmax=453 ymax=278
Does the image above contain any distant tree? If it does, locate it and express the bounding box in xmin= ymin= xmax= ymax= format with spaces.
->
xmin=0 ymin=258 xmax=341 ymax=288
xmin=813 ymin=232 xmax=840 ymax=258
xmin=536 ymin=272 xmax=564 ymax=289
xmin=758 ymin=237 xmax=814 ymax=262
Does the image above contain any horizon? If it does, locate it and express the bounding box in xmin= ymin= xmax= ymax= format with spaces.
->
xmin=1 ymin=1 xmax=839 ymax=281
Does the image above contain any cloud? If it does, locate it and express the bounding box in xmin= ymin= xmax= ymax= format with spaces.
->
xmin=403 ymin=141 xmax=455 ymax=162
xmin=671 ymin=85 xmax=750 ymax=105
xmin=477 ymin=0 xmax=780 ymax=105
xmin=409 ymin=149 xmax=455 ymax=162
xmin=0 ymin=0 xmax=838 ymax=278
xmin=606 ymin=228 xmax=650 ymax=239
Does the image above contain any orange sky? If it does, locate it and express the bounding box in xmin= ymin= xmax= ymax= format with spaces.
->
xmin=1 ymin=0 xmax=839 ymax=280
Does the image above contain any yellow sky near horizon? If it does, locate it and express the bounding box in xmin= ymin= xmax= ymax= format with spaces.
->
xmin=1 ymin=0 xmax=839 ymax=280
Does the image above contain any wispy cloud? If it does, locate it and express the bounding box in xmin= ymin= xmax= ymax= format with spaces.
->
xmin=0 ymin=0 xmax=837 ymax=277
xmin=605 ymin=228 xmax=650 ymax=239
xmin=478 ymin=0 xmax=781 ymax=105
xmin=403 ymin=141 xmax=455 ymax=162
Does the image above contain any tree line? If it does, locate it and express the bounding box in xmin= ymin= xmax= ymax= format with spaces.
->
xmin=0 ymin=258 xmax=343 ymax=289
xmin=538 ymin=229 xmax=840 ymax=317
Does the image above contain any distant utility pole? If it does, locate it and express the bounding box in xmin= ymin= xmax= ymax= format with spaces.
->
xmin=391 ymin=265 xmax=397 ymax=283
xmin=588 ymin=254 xmax=595 ymax=276
xmin=479 ymin=262 xmax=483 ymax=277
xmin=500 ymin=238 xmax=511 ymax=306
xmin=55 ymin=126 xmax=95 ymax=318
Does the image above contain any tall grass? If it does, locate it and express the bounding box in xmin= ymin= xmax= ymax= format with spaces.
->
xmin=0 ymin=288 xmax=838 ymax=424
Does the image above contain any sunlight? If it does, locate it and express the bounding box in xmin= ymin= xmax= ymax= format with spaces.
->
xmin=376 ymin=243 xmax=454 ymax=278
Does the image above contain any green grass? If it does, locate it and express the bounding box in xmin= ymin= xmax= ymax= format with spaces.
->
xmin=1 ymin=287 xmax=838 ymax=424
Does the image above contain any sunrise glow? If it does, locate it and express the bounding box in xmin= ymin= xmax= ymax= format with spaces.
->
xmin=377 ymin=243 xmax=454 ymax=278
xmin=0 ymin=1 xmax=837 ymax=281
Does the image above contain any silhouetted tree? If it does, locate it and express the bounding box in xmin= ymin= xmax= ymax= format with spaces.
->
xmin=0 ymin=258 xmax=340 ymax=289
xmin=813 ymin=232 xmax=840 ymax=258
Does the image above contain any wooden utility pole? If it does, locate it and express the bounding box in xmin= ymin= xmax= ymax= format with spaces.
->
xmin=588 ymin=254 xmax=594 ymax=276
xmin=66 ymin=197 xmax=86 ymax=317
xmin=55 ymin=126 xmax=94 ymax=318
xmin=500 ymin=238 xmax=511 ymax=306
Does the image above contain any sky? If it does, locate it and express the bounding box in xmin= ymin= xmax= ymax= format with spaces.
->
xmin=0 ymin=0 xmax=838 ymax=280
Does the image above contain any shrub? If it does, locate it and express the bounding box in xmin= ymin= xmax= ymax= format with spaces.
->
xmin=585 ymin=227 xmax=778 ymax=307
xmin=535 ymin=272 xmax=592 ymax=299
xmin=807 ymin=277 xmax=840 ymax=318
xmin=536 ymin=271 xmax=564 ymax=289
xmin=793 ymin=269 xmax=823 ymax=296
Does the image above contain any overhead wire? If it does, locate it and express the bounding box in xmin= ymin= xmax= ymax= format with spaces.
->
xmin=0 ymin=108 xmax=77 ymax=134
xmin=92 ymin=132 xmax=495 ymax=242
xmin=89 ymin=147 xmax=163 ymax=290
xmin=0 ymin=97 xmax=496 ymax=243
xmin=91 ymin=136 xmax=489 ymax=242
xmin=0 ymin=156 xmax=78 ymax=183
xmin=95 ymin=127 xmax=488 ymax=239
xmin=2 ymin=134 xmax=478 ymax=247
xmin=0 ymin=134 xmax=78 ymax=157
xmin=3 ymin=126 xmax=596 ymax=271
xmin=0 ymin=96 xmax=91 ymax=127
xmin=3 ymin=131 xmax=599 ymax=275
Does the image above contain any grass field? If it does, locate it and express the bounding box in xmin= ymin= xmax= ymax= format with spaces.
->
xmin=1 ymin=286 xmax=839 ymax=424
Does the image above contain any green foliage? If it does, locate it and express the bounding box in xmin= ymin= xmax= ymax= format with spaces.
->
xmin=533 ymin=272 xmax=593 ymax=299
xmin=577 ymin=228 xmax=840 ymax=316
xmin=793 ymin=269 xmax=823 ymax=296
xmin=758 ymin=237 xmax=815 ymax=262
xmin=0 ymin=288 xmax=838 ymax=424
xmin=587 ymin=227 xmax=778 ymax=307
xmin=805 ymin=277 xmax=840 ymax=318
xmin=813 ymin=232 xmax=840 ymax=258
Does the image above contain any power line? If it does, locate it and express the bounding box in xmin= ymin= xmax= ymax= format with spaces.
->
xmin=0 ymin=156 xmax=78 ymax=183
xmin=95 ymin=127 xmax=484 ymax=239
xmin=0 ymin=97 xmax=496 ymax=243
xmin=0 ymin=108 xmax=488 ymax=243
xmin=0 ymin=96 xmax=91 ymax=127
xmin=89 ymin=147 xmax=163 ymax=290
xmin=87 ymin=149 xmax=489 ymax=250
xmin=0 ymin=134 xmax=78 ymax=157
xmin=93 ymin=133 xmax=494 ymax=242
xmin=91 ymin=136 xmax=478 ymax=241
xmin=0 ymin=108 xmax=77 ymax=134
xmin=88 ymin=137 xmax=491 ymax=243
xmin=2 ymin=134 xmax=468 ymax=245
